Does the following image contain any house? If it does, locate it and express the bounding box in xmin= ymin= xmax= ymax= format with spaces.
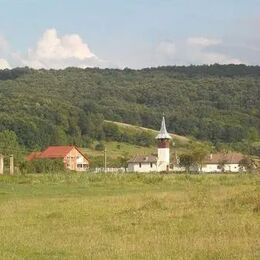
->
xmin=127 ymin=116 xmax=172 ymax=172
xmin=128 ymin=155 xmax=158 ymax=172
xmin=27 ymin=146 xmax=89 ymax=172
xmin=171 ymin=152 xmax=247 ymax=173
xmin=199 ymin=152 xmax=246 ymax=173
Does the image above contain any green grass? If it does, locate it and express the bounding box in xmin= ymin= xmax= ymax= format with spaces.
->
xmin=82 ymin=140 xmax=156 ymax=158
xmin=105 ymin=120 xmax=190 ymax=143
xmin=0 ymin=173 xmax=259 ymax=259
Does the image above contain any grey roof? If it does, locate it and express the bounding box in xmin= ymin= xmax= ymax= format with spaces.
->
xmin=203 ymin=152 xmax=245 ymax=164
xmin=128 ymin=155 xmax=158 ymax=163
xmin=156 ymin=116 xmax=172 ymax=140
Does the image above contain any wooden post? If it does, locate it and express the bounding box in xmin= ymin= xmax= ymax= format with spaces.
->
xmin=0 ymin=154 xmax=3 ymax=175
xmin=104 ymin=148 xmax=107 ymax=173
xmin=10 ymin=155 xmax=14 ymax=175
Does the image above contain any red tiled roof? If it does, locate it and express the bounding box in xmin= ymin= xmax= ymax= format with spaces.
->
xmin=203 ymin=152 xmax=245 ymax=164
xmin=26 ymin=152 xmax=42 ymax=161
xmin=128 ymin=155 xmax=157 ymax=163
xmin=39 ymin=146 xmax=74 ymax=159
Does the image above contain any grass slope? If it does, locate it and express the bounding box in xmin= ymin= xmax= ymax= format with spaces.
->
xmin=83 ymin=140 xmax=156 ymax=159
xmin=0 ymin=173 xmax=259 ymax=259
xmin=105 ymin=120 xmax=190 ymax=143
xmin=82 ymin=121 xmax=191 ymax=165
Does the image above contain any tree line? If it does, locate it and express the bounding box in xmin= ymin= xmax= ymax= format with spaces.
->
xmin=0 ymin=65 xmax=259 ymax=156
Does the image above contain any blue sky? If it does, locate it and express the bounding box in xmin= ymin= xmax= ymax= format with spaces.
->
xmin=0 ymin=0 xmax=259 ymax=69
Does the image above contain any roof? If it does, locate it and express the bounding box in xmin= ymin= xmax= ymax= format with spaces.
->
xmin=26 ymin=152 xmax=42 ymax=161
xmin=128 ymin=155 xmax=158 ymax=163
xmin=39 ymin=146 xmax=74 ymax=159
xmin=203 ymin=152 xmax=245 ymax=164
xmin=26 ymin=146 xmax=89 ymax=161
xmin=156 ymin=116 xmax=172 ymax=140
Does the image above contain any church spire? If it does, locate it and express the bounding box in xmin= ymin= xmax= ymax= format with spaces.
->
xmin=156 ymin=116 xmax=172 ymax=140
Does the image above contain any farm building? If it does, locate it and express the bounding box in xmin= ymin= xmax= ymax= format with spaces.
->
xmin=172 ymin=152 xmax=248 ymax=173
xmin=199 ymin=152 xmax=246 ymax=173
xmin=27 ymin=146 xmax=89 ymax=171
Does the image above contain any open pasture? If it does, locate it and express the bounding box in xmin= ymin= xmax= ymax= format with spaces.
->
xmin=0 ymin=173 xmax=259 ymax=259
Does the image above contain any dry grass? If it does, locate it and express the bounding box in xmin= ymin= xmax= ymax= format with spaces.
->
xmin=0 ymin=173 xmax=259 ymax=259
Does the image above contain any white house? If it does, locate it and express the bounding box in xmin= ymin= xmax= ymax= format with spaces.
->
xmin=128 ymin=155 xmax=158 ymax=173
xmin=199 ymin=152 xmax=246 ymax=173
xmin=128 ymin=116 xmax=172 ymax=172
xmin=171 ymin=152 xmax=247 ymax=173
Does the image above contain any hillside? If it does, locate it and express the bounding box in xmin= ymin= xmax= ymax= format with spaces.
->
xmin=82 ymin=121 xmax=191 ymax=167
xmin=105 ymin=120 xmax=189 ymax=143
xmin=0 ymin=65 xmax=259 ymax=156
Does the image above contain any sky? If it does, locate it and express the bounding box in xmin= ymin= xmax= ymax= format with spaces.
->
xmin=0 ymin=0 xmax=259 ymax=69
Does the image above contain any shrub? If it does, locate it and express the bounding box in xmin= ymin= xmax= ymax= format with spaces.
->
xmin=22 ymin=159 xmax=65 ymax=173
xmin=95 ymin=143 xmax=105 ymax=151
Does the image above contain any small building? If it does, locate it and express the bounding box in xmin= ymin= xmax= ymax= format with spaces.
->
xmin=200 ymin=152 xmax=245 ymax=173
xmin=128 ymin=116 xmax=172 ymax=172
xmin=171 ymin=152 xmax=247 ymax=173
xmin=27 ymin=146 xmax=89 ymax=172
xmin=128 ymin=155 xmax=158 ymax=173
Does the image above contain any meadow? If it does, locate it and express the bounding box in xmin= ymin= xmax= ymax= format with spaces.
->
xmin=0 ymin=173 xmax=259 ymax=259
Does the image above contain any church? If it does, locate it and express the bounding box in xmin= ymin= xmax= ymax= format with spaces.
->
xmin=127 ymin=117 xmax=172 ymax=172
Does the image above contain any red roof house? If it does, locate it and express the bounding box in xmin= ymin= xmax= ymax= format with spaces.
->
xmin=27 ymin=146 xmax=89 ymax=171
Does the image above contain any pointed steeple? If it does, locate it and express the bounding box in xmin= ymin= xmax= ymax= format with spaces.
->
xmin=156 ymin=116 xmax=172 ymax=140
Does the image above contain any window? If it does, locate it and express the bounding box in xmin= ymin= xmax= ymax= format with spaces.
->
xmin=139 ymin=163 xmax=142 ymax=168
xmin=150 ymin=163 xmax=153 ymax=168
xmin=77 ymin=164 xmax=83 ymax=168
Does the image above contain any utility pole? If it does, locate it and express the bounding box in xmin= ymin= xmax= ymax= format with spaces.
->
xmin=0 ymin=154 xmax=3 ymax=175
xmin=10 ymin=154 xmax=14 ymax=175
xmin=104 ymin=147 xmax=107 ymax=173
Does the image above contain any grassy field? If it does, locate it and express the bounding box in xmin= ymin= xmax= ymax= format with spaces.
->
xmin=0 ymin=173 xmax=259 ymax=259
xmin=82 ymin=140 xmax=156 ymax=159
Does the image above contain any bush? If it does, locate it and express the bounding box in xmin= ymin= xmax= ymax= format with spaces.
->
xmin=95 ymin=143 xmax=105 ymax=151
xmin=21 ymin=159 xmax=65 ymax=173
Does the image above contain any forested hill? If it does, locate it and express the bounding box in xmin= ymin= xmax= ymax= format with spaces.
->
xmin=0 ymin=65 xmax=259 ymax=155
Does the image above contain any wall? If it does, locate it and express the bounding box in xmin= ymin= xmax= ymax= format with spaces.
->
xmin=201 ymin=163 xmax=243 ymax=173
xmin=64 ymin=148 xmax=89 ymax=171
xmin=128 ymin=162 xmax=157 ymax=172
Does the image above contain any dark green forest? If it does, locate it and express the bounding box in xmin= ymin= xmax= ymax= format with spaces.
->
xmin=0 ymin=64 xmax=259 ymax=155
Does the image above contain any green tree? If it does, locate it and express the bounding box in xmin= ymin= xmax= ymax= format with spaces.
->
xmin=179 ymin=153 xmax=195 ymax=173
xmin=0 ymin=130 xmax=23 ymax=164
xmin=239 ymin=157 xmax=255 ymax=172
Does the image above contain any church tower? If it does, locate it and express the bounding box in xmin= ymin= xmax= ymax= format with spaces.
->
xmin=156 ymin=116 xmax=172 ymax=171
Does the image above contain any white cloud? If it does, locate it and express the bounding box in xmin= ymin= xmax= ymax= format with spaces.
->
xmin=187 ymin=37 xmax=221 ymax=47
xmin=0 ymin=30 xmax=246 ymax=69
xmin=16 ymin=28 xmax=104 ymax=69
xmin=186 ymin=37 xmax=242 ymax=64
xmin=157 ymin=41 xmax=176 ymax=57
xmin=0 ymin=58 xmax=10 ymax=69
xmin=156 ymin=36 xmax=243 ymax=65
xmin=0 ymin=36 xmax=9 ymax=51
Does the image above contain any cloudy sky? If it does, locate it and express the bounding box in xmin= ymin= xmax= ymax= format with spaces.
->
xmin=0 ymin=0 xmax=259 ymax=69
